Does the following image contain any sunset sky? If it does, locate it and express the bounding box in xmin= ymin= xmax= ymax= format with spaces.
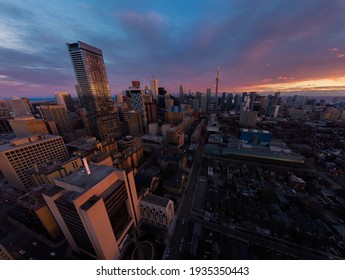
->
xmin=1 ymin=0 xmax=345 ymax=98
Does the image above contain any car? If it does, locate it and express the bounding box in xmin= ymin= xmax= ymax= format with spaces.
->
xmin=19 ymin=250 xmax=26 ymax=255
xmin=182 ymin=218 xmax=185 ymax=225
xmin=32 ymin=241 xmax=38 ymax=246
xmin=50 ymin=252 xmax=56 ymax=257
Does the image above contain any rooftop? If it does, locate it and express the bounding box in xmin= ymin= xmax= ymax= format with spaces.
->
xmin=54 ymin=164 xmax=116 ymax=191
xmin=141 ymin=194 xmax=170 ymax=208
xmin=0 ymin=134 xmax=62 ymax=152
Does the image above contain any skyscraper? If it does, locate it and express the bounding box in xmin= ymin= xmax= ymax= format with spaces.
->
xmin=67 ymin=41 xmax=121 ymax=140
xmin=38 ymin=105 xmax=73 ymax=135
xmin=150 ymin=79 xmax=158 ymax=101
xmin=179 ymin=84 xmax=185 ymax=104
xmin=55 ymin=92 xmax=76 ymax=112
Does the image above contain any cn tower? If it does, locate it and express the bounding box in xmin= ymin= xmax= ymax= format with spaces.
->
xmin=215 ymin=65 xmax=220 ymax=107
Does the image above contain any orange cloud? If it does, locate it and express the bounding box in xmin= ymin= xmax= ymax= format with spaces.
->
xmin=241 ymin=76 xmax=345 ymax=92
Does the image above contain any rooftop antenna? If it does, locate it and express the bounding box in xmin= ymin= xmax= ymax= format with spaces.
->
xmin=82 ymin=158 xmax=91 ymax=176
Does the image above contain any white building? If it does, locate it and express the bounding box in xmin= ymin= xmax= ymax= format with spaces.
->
xmin=140 ymin=194 xmax=174 ymax=229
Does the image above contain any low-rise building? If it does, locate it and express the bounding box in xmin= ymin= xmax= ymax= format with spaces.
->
xmin=140 ymin=194 xmax=174 ymax=229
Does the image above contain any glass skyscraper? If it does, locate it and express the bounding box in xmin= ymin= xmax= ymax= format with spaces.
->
xmin=67 ymin=41 xmax=121 ymax=140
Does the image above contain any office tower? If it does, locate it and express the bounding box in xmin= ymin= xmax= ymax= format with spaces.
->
xmin=206 ymin=88 xmax=212 ymax=102
xmin=140 ymin=194 xmax=174 ymax=229
xmin=126 ymin=82 xmax=147 ymax=133
xmin=233 ymin=94 xmax=241 ymax=113
xmin=221 ymin=92 xmax=227 ymax=110
xmin=226 ymin=93 xmax=233 ymax=110
xmin=157 ymin=87 xmax=167 ymax=108
xmin=67 ymin=41 xmax=121 ymax=140
xmin=38 ymin=105 xmax=73 ymax=135
xmin=206 ymin=88 xmax=214 ymax=110
xmin=145 ymin=102 xmax=157 ymax=123
xmin=150 ymin=79 xmax=158 ymax=101
xmin=200 ymin=94 xmax=207 ymax=111
xmin=123 ymin=110 xmax=144 ymax=137
xmin=239 ymin=111 xmax=257 ymax=128
xmin=192 ymin=99 xmax=200 ymax=110
xmin=143 ymin=94 xmax=152 ymax=103
xmin=9 ymin=117 xmax=49 ymax=138
xmin=126 ymin=86 xmax=145 ymax=112
xmin=4 ymin=98 xmax=33 ymax=117
xmin=43 ymin=163 xmax=140 ymax=260
xmin=55 ymin=91 xmax=76 ymax=112
xmin=179 ymin=84 xmax=185 ymax=104
xmin=0 ymin=135 xmax=70 ymax=191
xmin=166 ymin=106 xmax=183 ymax=126
xmin=0 ymin=100 xmax=13 ymax=133
xmin=165 ymin=97 xmax=174 ymax=110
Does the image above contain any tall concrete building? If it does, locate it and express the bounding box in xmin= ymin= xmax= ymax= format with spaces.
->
xmin=179 ymin=84 xmax=185 ymax=104
xmin=4 ymin=98 xmax=33 ymax=117
xmin=47 ymin=109 xmax=70 ymax=135
xmin=9 ymin=117 xmax=49 ymax=138
xmin=43 ymin=163 xmax=140 ymax=260
xmin=0 ymin=135 xmax=70 ymax=191
xmin=126 ymin=88 xmax=145 ymax=112
xmin=38 ymin=105 xmax=73 ymax=135
xmin=67 ymin=41 xmax=121 ymax=141
xmin=55 ymin=92 xmax=76 ymax=112
xmin=144 ymin=102 xmax=157 ymax=123
xmin=123 ymin=111 xmax=144 ymax=137
xmin=0 ymin=100 xmax=13 ymax=133
xmin=150 ymin=79 xmax=158 ymax=101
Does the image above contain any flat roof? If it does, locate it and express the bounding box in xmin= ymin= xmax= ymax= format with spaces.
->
xmin=240 ymin=128 xmax=271 ymax=134
xmin=0 ymin=134 xmax=62 ymax=152
xmin=55 ymin=164 xmax=116 ymax=190
xmin=141 ymin=194 xmax=170 ymax=207
xmin=206 ymin=144 xmax=304 ymax=163
xmin=43 ymin=185 xmax=65 ymax=197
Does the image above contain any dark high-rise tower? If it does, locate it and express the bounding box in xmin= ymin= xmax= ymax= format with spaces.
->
xmin=215 ymin=66 xmax=220 ymax=108
xmin=67 ymin=41 xmax=121 ymax=140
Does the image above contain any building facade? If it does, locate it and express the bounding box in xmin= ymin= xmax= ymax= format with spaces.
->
xmin=67 ymin=41 xmax=121 ymax=140
xmin=0 ymin=135 xmax=70 ymax=191
xmin=38 ymin=105 xmax=73 ymax=135
xmin=140 ymin=194 xmax=174 ymax=229
xmin=9 ymin=117 xmax=49 ymax=138
xmin=43 ymin=163 xmax=140 ymax=260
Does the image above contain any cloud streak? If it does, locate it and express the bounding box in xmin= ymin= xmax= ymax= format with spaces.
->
xmin=0 ymin=0 xmax=345 ymax=97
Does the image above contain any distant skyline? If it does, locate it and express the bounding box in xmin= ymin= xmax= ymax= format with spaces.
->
xmin=1 ymin=0 xmax=345 ymax=98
